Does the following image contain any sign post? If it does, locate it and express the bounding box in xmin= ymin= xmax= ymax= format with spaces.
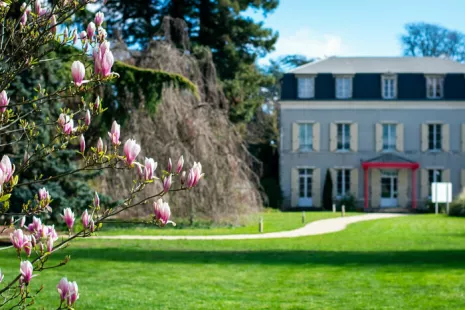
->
xmin=431 ymin=182 xmax=452 ymax=214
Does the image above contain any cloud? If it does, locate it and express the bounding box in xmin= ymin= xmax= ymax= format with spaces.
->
xmin=259 ymin=27 xmax=347 ymax=64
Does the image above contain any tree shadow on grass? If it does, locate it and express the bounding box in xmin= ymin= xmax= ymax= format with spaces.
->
xmin=67 ymin=248 xmax=465 ymax=270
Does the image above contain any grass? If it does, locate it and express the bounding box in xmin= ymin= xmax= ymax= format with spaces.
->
xmin=2 ymin=214 xmax=465 ymax=309
xmin=99 ymin=210 xmax=353 ymax=236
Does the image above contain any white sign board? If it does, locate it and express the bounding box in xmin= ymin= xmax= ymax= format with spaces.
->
xmin=431 ymin=182 xmax=452 ymax=203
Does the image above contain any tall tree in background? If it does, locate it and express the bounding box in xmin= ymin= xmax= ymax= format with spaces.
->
xmin=401 ymin=22 xmax=465 ymax=61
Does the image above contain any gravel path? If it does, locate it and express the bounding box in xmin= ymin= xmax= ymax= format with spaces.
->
xmin=94 ymin=213 xmax=407 ymax=240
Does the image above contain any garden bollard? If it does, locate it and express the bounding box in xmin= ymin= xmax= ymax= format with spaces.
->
xmin=259 ymin=216 xmax=263 ymax=233
xmin=302 ymin=211 xmax=305 ymax=223
xmin=332 ymin=203 xmax=336 ymax=213
xmin=341 ymin=205 xmax=345 ymax=217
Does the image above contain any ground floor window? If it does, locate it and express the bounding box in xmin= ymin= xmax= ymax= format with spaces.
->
xmin=299 ymin=169 xmax=312 ymax=198
xmin=336 ymin=169 xmax=350 ymax=198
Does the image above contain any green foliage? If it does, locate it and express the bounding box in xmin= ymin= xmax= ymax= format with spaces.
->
xmin=448 ymin=194 xmax=465 ymax=216
xmin=336 ymin=193 xmax=357 ymax=212
xmin=322 ymin=169 xmax=333 ymax=210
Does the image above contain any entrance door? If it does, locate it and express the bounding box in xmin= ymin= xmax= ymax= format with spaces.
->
xmin=298 ymin=168 xmax=313 ymax=207
xmin=380 ymin=170 xmax=398 ymax=207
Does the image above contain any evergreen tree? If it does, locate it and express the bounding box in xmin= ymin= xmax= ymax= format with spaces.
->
xmin=322 ymin=169 xmax=333 ymax=210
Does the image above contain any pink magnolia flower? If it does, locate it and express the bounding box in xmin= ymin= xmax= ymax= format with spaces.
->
xmin=30 ymin=235 xmax=36 ymax=247
xmin=50 ymin=14 xmax=57 ymax=35
xmin=94 ymin=96 xmax=100 ymax=110
xmin=0 ymin=90 xmax=9 ymax=113
xmin=57 ymin=277 xmax=69 ymax=302
xmin=47 ymin=236 xmax=53 ymax=252
xmin=23 ymin=238 xmax=32 ymax=256
xmin=108 ymin=121 xmax=120 ymax=146
xmin=163 ymin=174 xmax=172 ymax=193
xmin=123 ymin=139 xmax=141 ymax=165
xmin=89 ymin=219 xmax=95 ymax=232
xmin=186 ymin=162 xmax=204 ymax=188
xmin=81 ymin=209 xmax=90 ymax=228
xmin=94 ymin=192 xmax=100 ymax=208
xmin=167 ymin=158 xmax=172 ymax=173
xmin=97 ymin=137 xmax=104 ymax=153
xmin=93 ymin=41 xmax=114 ymax=77
xmin=20 ymin=261 xmax=34 ymax=285
xmin=85 ymin=110 xmax=91 ymax=126
xmin=98 ymin=27 xmax=107 ymax=42
xmin=80 ymin=135 xmax=85 ymax=153
xmin=20 ymin=12 xmax=27 ymax=26
xmin=0 ymin=269 xmax=3 ymax=283
xmin=94 ymin=12 xmax=104 ymax=27
xmin=79 ymin=30 xmax=87 ymax=42
xmin=63 ymin=119 xmax=74 ymax=135
xmin=67 ymin=281 xmax=79 ymax=306
xmin=38 ymin=187 xmax=51 ymax=212
xmin=46 ymin=225 xmax=58 ymax=241
xmin=176 ymin=155 xmax=184 ymax=174
xmin=34 ymin=0 xmax=41 ymax=14
xmin=28 ymin=217 xmax=42 ymax=234
xmin=71 ymin=61 xmax=85 ymax=86
xmin=10 ymin=229 xmax=28 ymax=250
xmin=25 ymin=4 xmax=31 ymax=14
xmin=153 ymin=199 xmax=174 ymax=226
xmin=0 ymin=155 xmax=14 ymax=183
xmin=86 ymin=22 xmax=96 ymax=40
xmin=62 ymin=208 xmax=75 ymax=230
xmin=137 ymin=164 xmax=143 ymax=179
xmin=20 ymin=216 xmax=25 ymax=228
xmin=144 ymin=157 xmax=157 ymax=180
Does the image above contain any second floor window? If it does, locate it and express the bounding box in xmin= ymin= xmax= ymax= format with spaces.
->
xmin=337 ymin=123 xmax=350 ymax=151
xmin=336 ymin=77 xmax=352 ymax=99
xmin=428 ymin=169 xmax=442 ymax=198
xmin=426 ymin=76 xmax=444 ymax=99
xmin=297 ymin=77 xmax=314 ymax=99
xmin=299 ymin=123 xmax=313 ymax=151
xmin=336 ymin=169 xmax=351 ymax=198
xmin=382 ymin=124 xmax=396 ymax=151
xmin=382 ymin=76 xmax=396 ymax=99
xmin=428 ymin=124 xmax=442 ymax=151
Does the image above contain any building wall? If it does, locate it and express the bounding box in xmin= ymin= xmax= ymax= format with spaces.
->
xmin=279 ymin=103 xmax=465 ymax=208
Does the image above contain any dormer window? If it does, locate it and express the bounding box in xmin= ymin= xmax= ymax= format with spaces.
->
xmin=335 ymin=76 xmax=352 ymax=99
xmin=297 ymin=76 xmax=315 ymax=99
xmin=382 ymin=75 xmax=397 ymax=99
xmin=426 ymin=76 xmax=444 ymax=99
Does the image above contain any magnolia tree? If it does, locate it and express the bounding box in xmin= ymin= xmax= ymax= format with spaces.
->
xmin=0 ymin=0 xmax=203 ymax=308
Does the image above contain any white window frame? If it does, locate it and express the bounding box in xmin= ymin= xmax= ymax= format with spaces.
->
xmin=336 ymin=169 xmax=351 ymax=198
xmin=335 ymin=76 xmax=352 ymax=99
xmin=382 ymin=123 xmax=396 ymax=152
xmin=298 ymin=168 xmax=313 ymax=199
xmin=426 ymin=76 xmax=444 ymax=99
xmin=297 ymin=77 xmax=315 ymax=99
xmin=298 ymin=123 xmax=313 ymax=152
xmin=336 ymin=123 xmax=351 ymax=151
xmin=428 ymin=123 xmax=442 ymax=151
xmin=428 ymin=169 xmax=443 ymax=199
xmin=382 ymin=75 xmax=397 ymax=99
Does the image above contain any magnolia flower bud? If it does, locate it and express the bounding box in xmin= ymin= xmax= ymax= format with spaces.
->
xmin=47 ymin=237 xmax=53 ymax=252
xmin=86 ymin=22 xmax=96 ymax=40
xmin=81 ymin=209 xmax=90 ymax=228
xmin=153 ymin=198 xmax=173 ymax=226
xmin=94 ymin=12 xmax=104 ymax=27
xmin=0 ymin=90 xmax=10 ymax=113
xmin=20 ymin=12 xmax=27 ymax=26
xmin=71 ymin=61 xmax=85 ymax=87
xmin=94 ymin=192 xmax=100 ymax=208
xmin=85 ymin=110 xmax=91 ymax=126
xmin=50 ymin=15 xmax=57 ymax=35
xmin=97 ymin=138 xmax=103 ymax=153
xmin=79 ymin=30 xmax=87 ymax=43
xmin=89 ymin=219 xmax=95 ymax=232
xmin=163 ymin=174 xmax=172 ymax=193
xmin=20 ymin=261 xmax=34 ymax=285
xmin=72 ymin=29 xmax=77 ymax=45
xmin=20 ymin=216 xmax=25 ymax=228
xmin=62 ymin=208 xmax=75 ymax=230
xmin=63 ymin=27 xmax=68 ymax=42
xmin=176 ymin=155 xmax=184 ymax=174
xmin=123 ymin=139 xmax=141 ymax=165
xmin=186 ymin=162 xmax=204 ymax=188
xmin=94 ymin=96 xmax=100 ymax=110
xmin=80 ymin=135 xmax=85 ymax=153
xmin=57 ymin=278 xmax=69 ymax=302
xmin=167 ymin=158 xmax=172 ymax=173
xmin=180 ymin=171 xmax=186 ymax=185
xmin=108 ymin=121 xmax=120 ymax=146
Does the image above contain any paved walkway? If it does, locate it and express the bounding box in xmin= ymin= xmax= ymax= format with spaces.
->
xmin=95 ymin=213 xmax=407 ymax=241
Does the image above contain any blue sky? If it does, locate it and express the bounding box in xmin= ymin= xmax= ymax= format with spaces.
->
xmin=247 ymin=0 xmax=465 ymax=65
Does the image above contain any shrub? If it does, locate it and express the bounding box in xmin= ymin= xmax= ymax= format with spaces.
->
xmin=336 ymin=193 xmax=357 ymax=211
xmin=449 ymin=191 xmax=465 ymax=217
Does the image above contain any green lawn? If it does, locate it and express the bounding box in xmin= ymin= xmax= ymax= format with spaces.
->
xmin=2 ymin=214 xmax=465 ymax=309
xmin=99 ymin=210 xmax=352 ymax=236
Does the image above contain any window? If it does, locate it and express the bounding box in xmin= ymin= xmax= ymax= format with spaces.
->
xmin=299 ymin=123 xmax=313 ymax=151
xmin=337 ymin=123 xmax=350 ymax=151
xmin=426 ymin=76 xmax=444 ymax=99
xmin=336 ymin=169 xmax=351 ymax=198
xmin=297 ymin=77 xmax=315 ymax=99
xmin=336 ymin=77 xmax=352 ymax=99
xmin=382 ymin=76 xmax=396 ymax=99
xmin=428 ymin=169 xmax=442 ymax=198
xmin=299 ymin=169 xmax=313 ymax=198
xmin=382 ymin=124 xmax=396 ymax=151
xmin=428 ymin=124 xmax=442 ymax=151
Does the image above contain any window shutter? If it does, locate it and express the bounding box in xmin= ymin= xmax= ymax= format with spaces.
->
xmin=312 ymin=168 xmax=321 ymax=207
xmin=350 ymin=168 xmax=358 ymax=199
xmin=330 ymin=168 xmax=337 ymax=197
xmin=330 ymin=123 xmax=337 ymax=152
xmin=462 ymin=124 xmax=465 ymax=152
xmin=292 ymin=123 xmax=299 ymax=152
xmin=291 ymin=168 xmax=298 ymax=207
xmin=398 ymin=169 xmax=408 ymax=208
xmin=375 ymin=123 xmax=383 ymax=152
xmin=350 ymin=123 xmax=358 ymax=152
xmin=421 ymin=124 xmax=428 ymax=152
xmin=420 ymin=169 xmax=429 ymax=200
xmin=371 ymin=169 xmax=381 ymax=208
xmin=442 ymin=124 xmax=450 ymax=152
xmin=396 ymin=123 xmax=404 ymax=152
xmin=313 ymin=123 xmax=320 ymax=151
xmin=443 ymin=169 xmax=450 ymax=182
